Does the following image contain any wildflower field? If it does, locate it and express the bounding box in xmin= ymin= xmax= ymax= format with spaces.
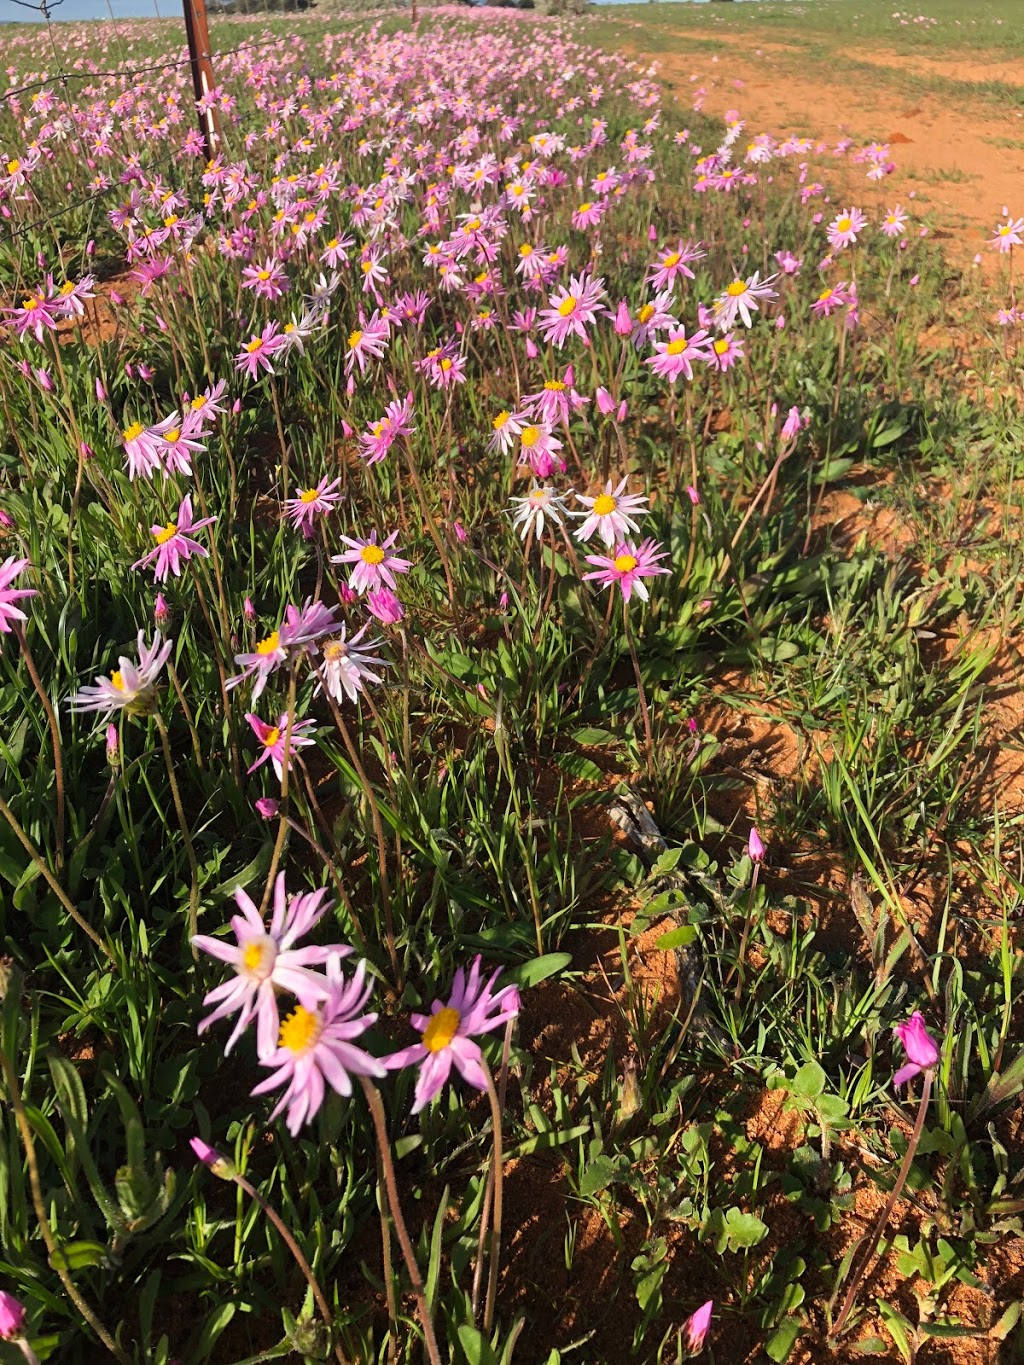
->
xmin=2 ymin=1 xmax=1024 ymax=1361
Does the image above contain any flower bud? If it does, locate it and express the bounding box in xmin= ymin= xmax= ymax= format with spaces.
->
xmin=781 ymin=406 xmax=802 ymax=441
xmin=95 ymin=377 xmax=107 ymax=402
xmin=189 ymin=1137 xmax=236 ymax=1180
xmin=255 ymin=797 xmax=279 ymax=820
xmin=596 ymin=385 xmax=615 ymax=416
xmin=686 ymin=484 xmax=700 ymax=505
xmin=367 ymin=588 xmax=404 ymax=625
xmin=35 ymin=368 xmax=54 ymax=393
xmin=0 ymin=1291 xmax=26 ymax=1341
xmin=613 ymin=299 xmax=632 ymax=337
xmin=154 ymin=592 xmax=170 ymax=628
xmin=105 ymin=724 xmax=119 ymax=768
xmin=339 ymin=582 xmax=357 ymax=605
xmin=747 ymin=827 xmax=765 ymax=862
xmin=243 ymin=597 xmax=255 ymax=621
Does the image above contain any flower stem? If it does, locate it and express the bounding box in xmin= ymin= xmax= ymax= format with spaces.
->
xmin=0 ymin=794 xmax=114 ymax=963
xmin=830 ymin=1070 xmax=933 ymax=1340
xmin=481 ymin=1059 xmax=506 ymax=1333
xmin=230 ymin=1169 xmax=350 ymax=1365
xmin=622 ymin=599 xmax=653 ymax=771
xmin=358 ymin=1078 xmax=443 ymax=1365
xmin=152 ymin=712 xmax=200 ymax=953
xmin=15 ymin=625 xmax=64 ymax=872
xmin=0 ymin=1041 xmax=130 ymax=1363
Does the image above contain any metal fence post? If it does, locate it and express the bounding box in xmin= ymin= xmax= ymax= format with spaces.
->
xmin=182 ymin=0 xmax=222 ymax=158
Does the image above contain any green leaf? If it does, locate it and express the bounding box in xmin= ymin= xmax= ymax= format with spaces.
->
xmin=765 ymin=1318 xmax=802 ymax=1362
xmin=458 ymin=1324 xmax=499 ymax=1365
xmin=655 ymin=925 xmax=697 ymax=952
xmin=49 ymin=1241 xmax=109 ymax=1272
xmin=553 ymin=752 xmax=603 ymax=783
xmin=192 ymin=1303 xmax=236 ymax=1362
xmin=790 ymin=1062 xmax=826 ymax=1099
xmin=572 ymin=727 xmax=617 ymax=745
xmin=504 ymin=954 xmax=572 ymax=989
xmin=579 ymin=1155 xmax=622 ymax=1198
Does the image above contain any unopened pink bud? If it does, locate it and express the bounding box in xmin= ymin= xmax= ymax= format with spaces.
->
xmin=613 ymin=299 xmax=632 ymax=337
xmin=95 ymin=377 xmax=107 ymax=402
xmin=596 ymin=385 xmax=615 ymax=416
xmin=0 ymin=510 xmax=13 ymax=530
xmin=339 ymin=582 xmax=357 ymax=605
xmin=525 ymin=337 xmax=539 ymax=360
xmin=243 ymin=597 xmax=255 ymax=621
xmin=189 ymin=1137 xmax=236 ymax=1179
xmin=154 ymin=592 xmax=170 ymax=627
xmin=106 ymin=724 xmax=119 ymax=767
xmin=36 ymin=368 xmax=54 ymax=393
xmin=79 ymin=441 xmax=94 ymax=460
xmin=748 ymin=827 xmax=765 ymax=862
xmin=0 ymin=1291 xmax=26 ymax=1342
xmin=110 ymin=290 xmax=124 ymax=306
xmin=686 ymin=485 xmax=700 ymax=505
xmin=453 ymin=520 xmax=468 ymax=543
xmin=255 ymin=797 xmax=279 ymax=819
xmin=367 ymin=587 xmax=403 ymax=625
xmin=781 ymin=406 xmax=802 ymax=441
xmin=647 ymin=224 xmax=657 ymax=242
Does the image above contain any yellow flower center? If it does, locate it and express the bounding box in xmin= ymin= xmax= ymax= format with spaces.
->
xmin=322 ymin=641 xmax=344 ymax=663
xmin=360 ymin=544 xmax=386 ymax=565
xmin=327 ymin=237 xmax=338 ymax=249
xmin=493 ymin=411 xmax=510 ymax=431
xmin=520 ymin=426 xmax=541 ymax=449
xmin=164 ymin=427 xmax=181 ymax=443
xmin=577 ymin=201 xmax=592 ymax=214
xmin=6 ymin=159 xmax=19 ymax=174
xmin=299 ymin=488 xmax=319 ymax=504
xmin=279 ymin=1004 xmax=321 ymax=1054
xmin=190 ymin=396 xmax=207 ymax=412
xmin=557 ymin=296 xmax=578 ymax=318
xmin=123 ymin=422 xmax=144 ymax=442
xmin=22 ymin=295 xmax=41 ymax=310
xmin=244 ymin=338 xmax=263 ymax=353
xmin=347 ymin=329 xmax=363 ymax=349
xmin=242 ymin=938 xmax=276 ymax=976
xmin=263 ymin=726 xmax=281 ymax=749
xmin=256 ymin=631 xmax=281 ymax=656
xmin=662 ymin=252 xmax=680 ymax=269
xmin=613 ymin=553 xmax=638 ymax=573
xmin=466 ymin=217 xmax=481 ymax=231
xmin=518 ymin=243 xmax=533 ymax=256
xmin=714 ymin=338 xmax=730 ymax=356
xmin=60 ymin=281 xmax=75 ymax=295
xmin=257 ymin=269 xmax=271 ymax=281
xmin=422 ymin=1007 xmax=460 ymax=1053
xmin=836 ymin=216 xmax=852 ymax=233
xmin=637 ymin=304 xmax=655 ymax=324
xmin=544 ymin=380 xmax=566 ymax=392
xmin=163 ymin=214 xmax=178 ymax=228
xmin=726 ymin=280 xmax=747 ymax=297
xmin=111 ymin=670 xmax=126 ymax=691
xmin=361 ymin=260 xmax=374 ymax=273
xmin=666 ymin=339 xmax=686 ymax=356
xmin=818 ymin=288 xmax=834 ymax=302
xmin=155 ymin=523 xmax=178 ymax=545
xmin=592 ymin=494 xmax=617 ymax=516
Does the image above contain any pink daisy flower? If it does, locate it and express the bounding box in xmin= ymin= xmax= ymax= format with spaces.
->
xmin=245 ymin=711 xmax=317 ymax=781
xmin=571 ymin=199 xmax=605 ymax=230
xmin=252 ymin=957 xmax=385 ymax=1135
xmin=192 ymin=872 xmax=350 ymax=1059
xmin=345 ymin=313 xmax=390 ymax=377
xmin=990 ymin=216 xmax=1024 ymax=253
xmin=646 ymin=239 xmax=705 ymax=292
xmin=332 ymin=530 xmax=411 ymax=595
xmin=880 ymin=205 xmax=908 ymax=239
xmin=284 ymin=477 xmax=343 ymax=538
xmin=538 ymin=271 xmax=608 ymax=348
xmin=707 ymin=332 xmax=744 ymax=372
xmin=811 ymin=282 xmax=852 ymax=318
xmin=241 ymin=257 xmax=289 ymax=300
xmin=826 ymin=206 xmax=868 ymax=251
xmin=384 ymin=956 xmax=520 ymax=1114
xmin=159 ymin=411 xmax=207 ymax=478
xmin=131 ymin=495 xmax=216 ymax=583
xmin=712 ymin=272 xmax=777 ymax=330
xmin=122 ymin=414 xmax=178 ymax=482
xmin=583 ymin=538 xmax=670 ymax=604
xmin=4 ymin=288 xmax=58 ymax=344
xmin=517 ymin=422 xmax=566 ymax=478
xmin=574 ymin=478 xmax=649 ymax=547
xmin=646 ymin=327 xmax=713 ymax=383
xmin=357 ymin=394 xmax=415 ymax=466
xmin=235 ymin=323 xmax=284 ymax=380
xmin=69 ymin=631 xmax=173 ymax=719
xmin=0 ymin=557 xmax=35 ymax=640
xmin=315 ymin=623 xmax=387 ymax=705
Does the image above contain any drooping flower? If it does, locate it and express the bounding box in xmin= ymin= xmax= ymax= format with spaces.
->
xmin=131 ymin=496 xmax=216 ymax=582
xmin=69 ymin=632 xmax=173 ymax=719
xmin=332 ymin=530 xmax=411 ymax=595
xmin=384 ymin=957 xmax=521 ymax=1113
xmin=893 ymin=1011 xmax=940 ymax=1088
xmin=315 ymin=623 xmax=387 ymax=704
xmin=0 ymin=557 xmax=35 ymax=641
xmin=509 ymin=484 xmax=573 ymax=542
xmin=193 ymin=872 xmax=350 ymax=1059
xmin=574 ymin=478 xmax=649 ymax=547
xmin=583 ymin=538 xmax=670 ymax=604
xmin=251 ymin=957 xmax=385 ymax=1135
xmin=245 ymin=711 xmax=317 ymax=781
